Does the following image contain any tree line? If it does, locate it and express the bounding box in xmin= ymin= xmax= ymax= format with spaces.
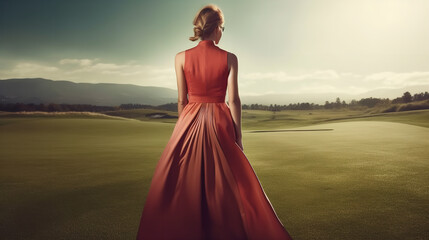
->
xmin=1 ymin=91 xmax=428 ymax=113
xmin=0 ymin=102 xmax=178 ymax=113
xmin=242 ymin=91 xmax=429 ymax=111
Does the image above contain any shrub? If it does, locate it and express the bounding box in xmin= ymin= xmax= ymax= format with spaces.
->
xmin=397 ymin=100 xmax=429 ymax=112
xmin=382 ymin=105 xmax=398 ymax=113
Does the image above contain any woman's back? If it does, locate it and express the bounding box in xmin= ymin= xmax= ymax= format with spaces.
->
xmin=184 ymin=39 xmax=229 ymax=102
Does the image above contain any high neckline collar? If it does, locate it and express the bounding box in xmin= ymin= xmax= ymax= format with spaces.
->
xmin=198 ymin=39 xmax=215 ymax=46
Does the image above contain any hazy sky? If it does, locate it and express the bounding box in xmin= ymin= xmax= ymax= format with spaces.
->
xmin=1 ymin=0 xmax=428 ymax=96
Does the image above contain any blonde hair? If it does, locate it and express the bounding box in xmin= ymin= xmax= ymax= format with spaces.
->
xmin=189 ymin=4 xmax=224 ymax=41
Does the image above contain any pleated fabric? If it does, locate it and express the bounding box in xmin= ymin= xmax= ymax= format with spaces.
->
xmin=136 ymin=40 xmax=293 ymax=240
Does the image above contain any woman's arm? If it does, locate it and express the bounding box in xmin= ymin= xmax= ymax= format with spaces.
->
xmin=227 ymin=52 xmax=243 ymax=149
xmin=175 ymin=51 xmax=188 ymax=117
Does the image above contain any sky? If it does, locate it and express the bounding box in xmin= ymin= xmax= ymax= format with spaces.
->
xmin=1 ymin=0 xmax=428 ymax=96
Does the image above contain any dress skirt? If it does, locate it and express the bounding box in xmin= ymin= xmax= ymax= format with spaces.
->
xmin=136 ymin=101 xmax=293 ymax=240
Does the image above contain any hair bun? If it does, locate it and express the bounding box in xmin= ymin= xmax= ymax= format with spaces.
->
xmin=189 ymin=4 xmax=224 ymax=41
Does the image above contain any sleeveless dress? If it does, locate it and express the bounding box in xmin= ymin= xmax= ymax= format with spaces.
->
xmin=136 ymin=40 xmax=293 ymax=240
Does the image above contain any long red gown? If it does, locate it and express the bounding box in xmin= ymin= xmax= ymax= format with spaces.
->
xmin=136 ymin=39 xmax=293 ymax=240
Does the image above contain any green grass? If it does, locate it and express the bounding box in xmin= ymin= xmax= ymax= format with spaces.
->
xmin=1 ymin=109 xmax=429 ymax=239
xmin=244 ymin=121 xmax=429 ymax=240
xmin=0 ymin=117 xmax=174 ymax=239
xmin=102 ymin=108 xmax=178 ymax=123
xmin=239 ymin=108 xmax=429 ymax=130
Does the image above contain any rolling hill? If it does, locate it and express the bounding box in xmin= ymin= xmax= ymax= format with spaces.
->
xmin=0 ymin=78 xmax=177 ymax=106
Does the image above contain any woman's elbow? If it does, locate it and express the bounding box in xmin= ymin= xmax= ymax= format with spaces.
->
xmin=228 ymin=97 xmax=241 ymax=105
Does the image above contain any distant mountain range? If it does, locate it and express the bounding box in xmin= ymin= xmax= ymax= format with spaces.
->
xmin=0 ymin=78 xmax=177 ymax=106
xmin=0 ymin=78 xmax=428 ymax=106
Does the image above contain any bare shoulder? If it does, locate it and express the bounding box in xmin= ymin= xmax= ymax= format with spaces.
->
xmin=227 ymin=51 xmax=238 ymax=63
xmin=227 ymin=51 xmax=238 ymax=72
xmin=175 ymin=50 xmax=185 ymax=60
xmin=175 ymin=51 xmax=185 ymax=67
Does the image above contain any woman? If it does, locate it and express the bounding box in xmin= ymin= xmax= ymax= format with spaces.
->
xmin=137 ymin=4 xmax=293 ymax=240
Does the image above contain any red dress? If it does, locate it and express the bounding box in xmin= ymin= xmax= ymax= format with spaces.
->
xmin=136 ymin=40 xmax=293 ymax=240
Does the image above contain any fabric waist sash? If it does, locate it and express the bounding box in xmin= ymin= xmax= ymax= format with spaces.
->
xmin=188 ymin=95 xmax=225 ymax=103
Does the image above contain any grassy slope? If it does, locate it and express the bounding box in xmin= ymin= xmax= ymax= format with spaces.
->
xmin=1 ymin=110 xmax=428 ymax=239
xmin=240 ymin=109 xmax=429 ymax=130
xmin=0 ymin=117 xmax=175 ymax=239
xmin=243 ymin=121 xmax=429 ymax=239
xmin=102 ymin=109 xmax=178 ymax=123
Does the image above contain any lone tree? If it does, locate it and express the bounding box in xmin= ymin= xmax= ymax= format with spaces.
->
xmin=335 ymin=97 xmax=341 ymax=108
xmin=402 ymin=91 xmax=412 ymax=103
